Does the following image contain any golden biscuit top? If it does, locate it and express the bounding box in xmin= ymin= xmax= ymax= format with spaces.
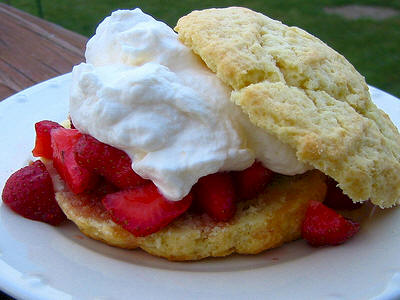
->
xmin=175 ymin=7 xmax=400 ymax=208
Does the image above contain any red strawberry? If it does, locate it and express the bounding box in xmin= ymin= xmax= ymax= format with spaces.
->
xmin=302 ymin=201 xmax=360 ymax=247
xmin=51 ymin=128 xmax=97 ymax=194
xmin=74 ymin=134 xmax=148 ymax=189
xmin=232 ymin=161 xmax=274 ymax=200
xmin=89 ymin=177 xmax=119 ymax=198
xmin=193 ymin=173 xmax=236 ymax=222
xmin=2 ymin=160 xmax=66 ymax=225
xmin=32 ymin=120 xmax=62 ymax=159
xmin=323 ymin=177 xmax=362 ymax=210
xmin=102 ymin=183 xmax=192 ymax=237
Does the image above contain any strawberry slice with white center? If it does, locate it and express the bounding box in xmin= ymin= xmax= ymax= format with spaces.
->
xmin=102 ymin=183 xmax=193 ymax=237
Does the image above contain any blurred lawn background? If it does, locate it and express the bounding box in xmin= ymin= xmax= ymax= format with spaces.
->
xmin=2 ymin=0 xmax=400 ymax=97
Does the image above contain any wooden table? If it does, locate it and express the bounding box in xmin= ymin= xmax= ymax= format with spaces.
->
xmin=0 ymin=3 xmax=88 ymax=299
xmin=0 ymin=3 xmax=87 ymax=101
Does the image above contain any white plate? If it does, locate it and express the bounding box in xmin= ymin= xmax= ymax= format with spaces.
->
xmin=0 ymin=74 xmax=399 ymax=300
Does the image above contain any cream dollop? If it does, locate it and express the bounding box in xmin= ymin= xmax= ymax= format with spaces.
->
xmin=70 ymin=9 xmax=311 ymax=201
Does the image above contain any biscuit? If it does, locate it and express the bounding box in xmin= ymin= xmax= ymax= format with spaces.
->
xmin=56 ymin=171 xmax=326 ymax=261
xmin=175 ymin=7 xmax=400 ymax=208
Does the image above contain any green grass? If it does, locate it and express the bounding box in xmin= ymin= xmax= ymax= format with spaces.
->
xmin=3 ymin=0 xmax=400 ymax=97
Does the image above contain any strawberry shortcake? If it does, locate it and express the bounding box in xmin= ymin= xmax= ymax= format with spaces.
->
xmin=2 ymin=7 xmax=400 ymax=261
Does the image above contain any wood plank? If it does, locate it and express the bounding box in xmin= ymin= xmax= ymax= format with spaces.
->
xmin=1 ymin=3 xmax=88 ymax=52
xmin=0 ymin=3 xmax=88 ymax=100
xmin=0 ymin=5 xmax=88 ymax=298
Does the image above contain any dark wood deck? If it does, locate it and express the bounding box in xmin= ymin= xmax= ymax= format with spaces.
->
xmin=0 ymin=3 xmax=87 ymax=101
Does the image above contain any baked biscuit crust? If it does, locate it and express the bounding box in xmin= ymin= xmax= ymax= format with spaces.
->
xmin=56 ymin=171 xmax=326 ymax=261
xmin=175 ymin=7 xmax=400 ymax=208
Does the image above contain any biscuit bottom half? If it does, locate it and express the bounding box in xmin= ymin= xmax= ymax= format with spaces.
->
xmin=55 ymin=170 xmax=327 ymax=261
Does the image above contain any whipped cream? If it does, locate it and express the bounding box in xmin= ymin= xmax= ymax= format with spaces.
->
xmin=70 ymin=9 xmax=311 ymax=201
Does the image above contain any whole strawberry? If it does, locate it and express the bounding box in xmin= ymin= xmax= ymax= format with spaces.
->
xmin=2 ymin=160 xmax=66 ymax=225
xmin=302 ymin=201 xmax=360 ymax=247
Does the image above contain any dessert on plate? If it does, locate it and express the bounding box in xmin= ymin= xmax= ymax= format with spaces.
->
xmin=2 ymin=7 xmax=400 ymax=261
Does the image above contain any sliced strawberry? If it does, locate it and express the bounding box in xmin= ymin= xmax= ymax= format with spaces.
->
xmin=32 ymin=120 xmax=62 ymax=159
xmin=89 ymin=177 xmax=119 ymax=198
xmin=232 ymin=161 xmax=274 ymax=200
xmin=102 ymin=183 xmax=192 ymax=237
xmin=51 ymin=128 xmax=97 ymax=194
xmin=2 ymin=160 xmax=66 ymax=225
xmin=74 ymin=134 xmax=148 ymax=189
xmin=302 ymin=201 xmax=360 ymax=247
xmin=193 ymin=172 xmax=236 ymax=222
xmin=323 ymin=177 xmax=362 ymax=210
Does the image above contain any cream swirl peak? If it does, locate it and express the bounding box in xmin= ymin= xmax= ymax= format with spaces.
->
xmin=69 ymin=9 xmax=311 ymax=201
